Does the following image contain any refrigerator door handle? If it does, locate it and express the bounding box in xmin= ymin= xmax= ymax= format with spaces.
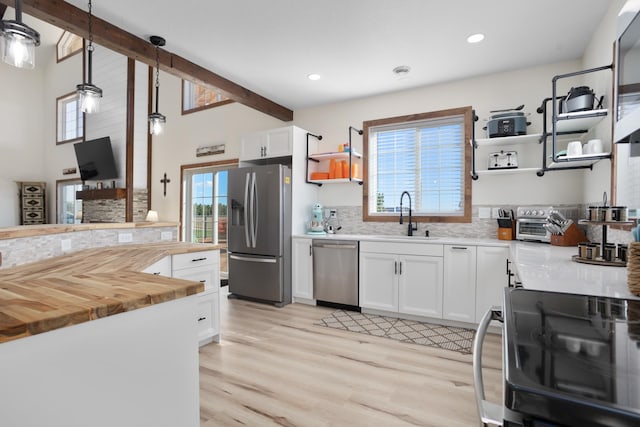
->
xmin=244 ymin=172 xmax=251 ymax=247
xmin=229 ymin=254 xmax=277 ymax=264
xmin=250 ymin=172 xmax=258 ymax=248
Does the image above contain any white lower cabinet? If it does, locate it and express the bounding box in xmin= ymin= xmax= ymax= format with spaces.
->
xmin=359 ymin=240 xmax=508 ymax=325
xmin=172 ymin=250 xmax=220 ymax=346
xmin=443 ymin=245 xmax=477 ymax=323
xmin=475 ymin=246 xmax=510 ymax=323
xmin=292 ymin=237 xmax=314 ymax=303
xmin=196 ymin=289 xmax=220 ymax=344
xmin=360 ymin=242 xmax=443 ymax=316
xmin=144 ymin=250 xmax=220 ymax=346
xmin=359 ymin=251 xmax=399 ymax=311
xmin=398 ymin=255 xmax=444 ymax=317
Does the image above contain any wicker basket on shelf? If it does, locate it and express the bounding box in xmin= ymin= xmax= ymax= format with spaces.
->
xmin=628 ymin=242 xmax=640 ymax=296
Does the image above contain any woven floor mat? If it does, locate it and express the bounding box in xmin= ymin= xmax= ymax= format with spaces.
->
xmin=316 ymin=309 xmax=475 ymax=355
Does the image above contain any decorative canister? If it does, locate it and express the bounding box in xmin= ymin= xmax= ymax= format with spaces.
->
xmin=619 ymin=244 xmax=629 ymax=263
xmin=610 ymin=206 xmax=628 ymax=222
xmin=588 ymin=206 xmax=599 ymax=221
xmin=578 ymin=242 xmax=590 ymax=258
xmin=603 ymin=243 xmax=617 ymax=262
xmin=598 ymin=207 xmax=610 ymax=222
xmin=586 ymin=243 xmax=601 ymax=260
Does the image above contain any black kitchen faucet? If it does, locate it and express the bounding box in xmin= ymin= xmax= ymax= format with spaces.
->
xmin=399 ymin=191 xmax=418 ymax=236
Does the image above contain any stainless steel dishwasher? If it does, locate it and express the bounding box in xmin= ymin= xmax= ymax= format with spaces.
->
xmin=312 ymin=240 xmax=359 ymax=308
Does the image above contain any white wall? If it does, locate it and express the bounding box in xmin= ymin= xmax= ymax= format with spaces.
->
xmin=292 ymin=60 xmax=587 ymax=208
xmin=149 ymin=72 xmax=283 ymax=222
xmin=0 ymin=48 xmax=48 ymax=226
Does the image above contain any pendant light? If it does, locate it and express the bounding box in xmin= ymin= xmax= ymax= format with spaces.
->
xmin=149 ymin=35 xmax=166 ymax=135
xmin=0 ymin=0 xmax=40 ymax=69
xmin=76 ymin=0 xmax=102 ymax=114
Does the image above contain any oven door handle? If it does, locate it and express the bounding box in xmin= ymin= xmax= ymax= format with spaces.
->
xmin=473 ymin=307 xmax=505 ymax=426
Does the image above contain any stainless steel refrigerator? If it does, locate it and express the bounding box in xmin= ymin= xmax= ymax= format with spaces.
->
xmin=228 ymin=164 xmax=292 ymax=306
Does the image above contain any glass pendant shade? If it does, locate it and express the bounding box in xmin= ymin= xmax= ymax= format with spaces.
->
xmin=77 ymin=83 xmax=102 ymax=114
xmin=0 ymin=20 xmax=40 ymax=69
xmin=149 ymin=112 xmax=166 ymax=135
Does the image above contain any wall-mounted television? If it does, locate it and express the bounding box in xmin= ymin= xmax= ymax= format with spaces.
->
xmin=73 ymin=137 xmax=119 ymax=182
xmin=614 ymin=0 xmax=640 ymax=143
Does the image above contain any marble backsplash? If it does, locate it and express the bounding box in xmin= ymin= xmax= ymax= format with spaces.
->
xmin=324 ymin=204 xmax=637 ymax=244
xmin=0 ymin=225 xmax=177 ymax=269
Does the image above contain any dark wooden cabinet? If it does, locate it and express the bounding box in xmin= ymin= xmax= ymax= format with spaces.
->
xmin=20 ymin=182 xmax=47 ymax=225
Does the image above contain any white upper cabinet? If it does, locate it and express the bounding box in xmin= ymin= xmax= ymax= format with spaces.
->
xmin=240 ymin=127 xmax=293 ymax=160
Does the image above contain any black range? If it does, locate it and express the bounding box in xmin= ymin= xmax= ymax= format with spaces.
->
xmin=501 ymin=288 xmax=640 ymax=426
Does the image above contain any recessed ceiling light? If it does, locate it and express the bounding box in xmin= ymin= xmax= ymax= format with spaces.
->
xmin=392 ymin=65 xmax=411 ymax=77
xmin=467 ymin=33 xmax=485 ymax=44
xmin=307 ymin=73 xmax=321 ymax=81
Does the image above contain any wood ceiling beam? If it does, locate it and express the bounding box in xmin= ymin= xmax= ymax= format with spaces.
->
xmin=0 ymin=0 xmax=293 ymax=122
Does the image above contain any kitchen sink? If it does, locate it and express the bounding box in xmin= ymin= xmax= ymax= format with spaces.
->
xmin=357 ymin=234 xmax=440 ymax=241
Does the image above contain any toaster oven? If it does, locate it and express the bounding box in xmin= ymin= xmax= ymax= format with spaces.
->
xmin=515 ymin=206 xmax=551 ymax=243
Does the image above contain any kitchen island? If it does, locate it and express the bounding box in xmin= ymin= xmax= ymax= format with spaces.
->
xmin=0 ymin=242 xmax=222 ymax=427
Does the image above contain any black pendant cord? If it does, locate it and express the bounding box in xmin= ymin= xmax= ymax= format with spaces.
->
xmin=14 ymin=0 xmax=22 ymax=22
xmin=154 ymin=45 xmax=160 ymax=113
xmin=86 ymin=0 xmax=94 ymax=85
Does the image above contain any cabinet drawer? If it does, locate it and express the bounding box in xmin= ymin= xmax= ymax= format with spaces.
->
xmin=172 ymin=250 xmax=218 ymax=271
xmin=173 ymin=266 xmax=216 ymax=291
xmin=142 ymin=256 xmax=171 ymax=277
xmin=197 ymin=290 xmax=219 ymax=346
xmin=360 ymin=241 xmax=443 ymax=257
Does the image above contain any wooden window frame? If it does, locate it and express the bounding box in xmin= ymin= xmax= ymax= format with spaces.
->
xmin=56 ymin=91 xmax=85 ymax=145
xmin=362 ymin=106 xmax=473 ymax=224
xmin=181 ymin=80 xmax=234 ymax=115
xmin=56 ymin=31 xmax=83 ymax=63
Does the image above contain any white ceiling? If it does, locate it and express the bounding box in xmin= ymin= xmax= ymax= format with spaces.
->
xmin=19 ymin=1 xmax=614 ymax=110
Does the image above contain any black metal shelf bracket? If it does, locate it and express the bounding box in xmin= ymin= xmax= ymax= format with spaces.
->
xmin=349 ymin=126 xmax=364 ymax=185
xmin=306 ymin=132 xmax=323 ymax=186
xmin=471 ymin=110 xmax=479 ymax=180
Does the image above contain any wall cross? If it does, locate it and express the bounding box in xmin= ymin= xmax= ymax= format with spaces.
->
xmin=160 ymin=173 xmax=171 ymax=197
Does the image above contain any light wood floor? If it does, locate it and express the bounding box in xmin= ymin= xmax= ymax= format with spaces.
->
xmin=198 ymin=292 xmax=503 ymax=426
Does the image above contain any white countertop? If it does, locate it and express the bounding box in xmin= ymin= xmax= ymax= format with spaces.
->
xmin=509 ymin=241 xmax=636 ymax=299
xmin=294 ymin=233 xmax=637 ymax=300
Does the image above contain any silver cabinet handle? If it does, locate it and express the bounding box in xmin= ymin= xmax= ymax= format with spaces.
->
xmin=191 ymin=257 xmax=207 ymax=262
xmin=473 ymin=307 xmax=506 ymax=426
xmin=451 ymin=246 xmax=468 ymax=250
xmin=309 ymin=244 xmax=312 ymax=256
xmin=399 ymin=261 xmax=402 ymax=275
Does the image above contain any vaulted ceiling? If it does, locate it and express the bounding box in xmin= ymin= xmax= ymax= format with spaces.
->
xmin=4 ymin=1 xmax=614 ymax=113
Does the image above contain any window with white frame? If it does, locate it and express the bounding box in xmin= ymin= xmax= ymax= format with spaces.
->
xmin=182 ymin=80 xmax=233 ymax=114
xmin=56 ymin=91 xmax=84 ymax=144
xmin=363 ymin=107 xmax=472 ymax=223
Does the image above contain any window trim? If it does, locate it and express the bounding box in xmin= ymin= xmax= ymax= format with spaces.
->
xmin=362 ymin=106 xmax=473 ymax=223
xmin=56 ymin=91 xmax=86 ymax=145
xmin=56 ymin=31 xmax=83 ymax=63
xmin=181 ymin=80 xmax=234 ymax=115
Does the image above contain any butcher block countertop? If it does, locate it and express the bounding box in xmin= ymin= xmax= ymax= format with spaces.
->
xmin=0 ymin=242 xmax=222 ymax=343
